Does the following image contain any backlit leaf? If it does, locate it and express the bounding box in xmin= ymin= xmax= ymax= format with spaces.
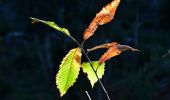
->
xmin=87 ymin=42 xmax=139 ymax=64
xmin=83 ymin=0 xmax=120 ymax=40
xmin=56 ymin=48 xmax=82 ymax=97
xmin=99 ymin=44 xmax=139 ymax=64
xmin=82 ymin=61 xmax=105 ymax=87
xmin=30 ymin=17 xmax=70 ymax=36
xmin=99 ymin=46 xmax=121 ymax=64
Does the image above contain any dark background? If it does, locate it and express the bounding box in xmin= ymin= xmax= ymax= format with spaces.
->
xmin=0 ymin=0 xmax=170 ymax=100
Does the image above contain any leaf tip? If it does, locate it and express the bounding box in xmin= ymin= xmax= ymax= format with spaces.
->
xmin=132 ymin=48 xmax=140 ymax=52
xmin=30 ymin=17 xmax=39 ymax=24
xmin=59 ymin=92 xmax=65 ymax=97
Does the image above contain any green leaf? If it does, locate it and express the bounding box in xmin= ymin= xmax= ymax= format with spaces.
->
xmin=30 ymin=17 xmax=70 ymax=36
xmin=82 ymin=61 xmax=105 ymax=87
xmin=56 ymin=48 xmax=82 ymax=97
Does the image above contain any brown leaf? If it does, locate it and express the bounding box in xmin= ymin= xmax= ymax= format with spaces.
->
xmin=116 ymin=45 xmax=139 ymax=52
xmin=99 ymin=44 xmax=139 ymax=64
xmin=83 ymin=21 xmax=98 ymax=41
xmin=87 ymin=42 xmax=118 ymax=52
xmin=99 ymin=46 xmax=121 ymax=64
xmin=96 ymin=0 xmax=120 ymax=25
xmin=83 ymin=0 xmax=120 ymax=40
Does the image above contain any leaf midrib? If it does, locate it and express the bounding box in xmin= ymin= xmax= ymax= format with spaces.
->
xmin=64 ymin=49 xmax=78 ymax=90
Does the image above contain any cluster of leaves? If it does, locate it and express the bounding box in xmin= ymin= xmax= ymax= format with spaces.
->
xmin=31 ymin=0 xmax=138 ymax=97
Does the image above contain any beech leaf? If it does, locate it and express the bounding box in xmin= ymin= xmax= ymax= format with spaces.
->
xmin=87 ymin=42 xmax=118 ymax=52
xmin=83 ymin=0 xmax=120 ymax=40
xmin=56 ymin=48 xmax=82 ymax=97
xmin=99 ymin=46 xmax=121 ymax=64
xmin=30 ymin=17 xmax=70 ymax=36
xmin=99 ymin=44 xmax=139 ymax=64
xmin=87 ymin=42 xmax=139 ymax=64
xmin=82 ymin=61 xmax=105 ymax=87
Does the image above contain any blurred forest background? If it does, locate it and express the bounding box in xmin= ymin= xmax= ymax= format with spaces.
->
xmin=0 ymin=0 xmax=170 ymax=100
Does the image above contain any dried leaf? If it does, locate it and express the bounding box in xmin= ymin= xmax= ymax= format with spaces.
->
xmin=116 ymin=45 xmax=139 ymax=52
xmin=96 ymin=0 xmax=120 ymax=25
xmin=83 ymin=0 xmax=120 ymax=40
xmin=99 ymin=46 xmax=121 ymax=64
xmin=98 ymin=44 xmax=139 ymax=64
xmin=87 ymin=42 xmax=118 ymax=52
xmin=83 ymin=22 xmax=98 ymax=41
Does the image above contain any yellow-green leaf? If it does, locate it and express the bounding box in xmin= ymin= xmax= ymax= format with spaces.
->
xmin=56 ymin=48 xmax=82 ymax=96
xmin=30 ymin=17 xmax=70 ymax=36
xmin=82 ymin=61 xmax=105 ymax=87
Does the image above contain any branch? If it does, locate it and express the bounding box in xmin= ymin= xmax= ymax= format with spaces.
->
xmin=81 ymin=46 xmax=110 ymax=100
xmin=85 ymin=91 xmax=92 ymax=100
xmin=69 ymin=36 xmax=110 ymax=100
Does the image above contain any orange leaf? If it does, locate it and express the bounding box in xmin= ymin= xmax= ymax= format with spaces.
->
xmin=98 ymin=44 xmax=139 ymax=64
xmin=96 ymin=0 xmax=120 ymax=25
xmin=99 ymin=46 xmax=121 ymax=64
xmin=83 ymin=0 xmax=120 ymax=41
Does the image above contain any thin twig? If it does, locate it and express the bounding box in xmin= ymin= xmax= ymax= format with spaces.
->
xmin=86 ymin=51 xmax=102 ymax=73
xmin=85 ymin=91 xmax=92 ymax=100
xmin=81 ymin=47 xmax=110 ymax=100
xmin=96 ymin=64 xmax=101 ymax=73
xmin=69 ymin=36 xmax=110 ymax=100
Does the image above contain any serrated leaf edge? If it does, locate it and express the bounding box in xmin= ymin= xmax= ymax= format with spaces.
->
xmin=56 ymin=48 xmax=81 ymax=96
xmin=82 ymin=61 xmax=105 ymax=88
